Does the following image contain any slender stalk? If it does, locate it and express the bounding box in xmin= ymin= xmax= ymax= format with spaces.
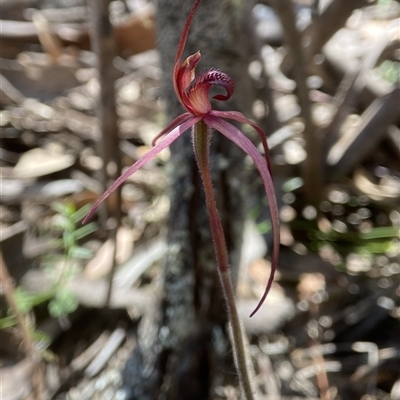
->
xmin=193 ymin=120 xmax=255 ymax=400
xmin=0 ymin=253 xmax=45 ymax=399
xmin=88 ymin=0 xmax=121 ymax=304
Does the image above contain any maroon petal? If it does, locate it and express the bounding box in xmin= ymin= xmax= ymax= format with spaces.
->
xmin=192 ymin=68 xmax=234 ymax=99
xmin=210 ymin=110 xmax=273 ymax=176
xmin=83 ymin=116 xmax=202 ymax=224
xmin=204 ymin=115 xmax=280 ymax=317
xmin=173 ymin=0 xmax=202 ymax=106
xmin=175 ymin=52 xmax=201 ymax=113
xmin=152 ymin=112 xmax=192 ymax=146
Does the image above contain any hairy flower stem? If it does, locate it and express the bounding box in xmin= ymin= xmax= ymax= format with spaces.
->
xmin=193 ymin=120 xmax=255 ymax=400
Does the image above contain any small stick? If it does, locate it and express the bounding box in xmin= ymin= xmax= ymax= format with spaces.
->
xmin=88 ymin=0 xmax=122 ymax=304
xmin=0 ymin=253 xmax=45 ymax=400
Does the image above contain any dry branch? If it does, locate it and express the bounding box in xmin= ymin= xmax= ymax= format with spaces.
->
xmin=326 ymin=85 xmax=400 ymax=179
xmin=275 ymin=0 xmax=322 ymax=206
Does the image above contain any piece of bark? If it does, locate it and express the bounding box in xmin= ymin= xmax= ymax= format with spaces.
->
xmin=113 ymin=4 xmax=156 ymax=57
xmin=326 ymin=85 xmax=400 ymax=180
xmin=0 ymin=5 xmax=156 ymax=58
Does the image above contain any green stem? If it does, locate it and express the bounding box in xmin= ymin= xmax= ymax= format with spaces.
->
xmin=193 ymin=120 xmax=255 ymax=400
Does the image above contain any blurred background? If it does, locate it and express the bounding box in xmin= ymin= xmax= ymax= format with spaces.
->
xmin=0 ymin=0 xmax=399 ymax=399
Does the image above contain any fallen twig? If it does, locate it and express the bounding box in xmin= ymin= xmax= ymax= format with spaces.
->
xmin=0 ymin=253 xmax=46 ymax=400
xmin=275 ymin=0 xmax=322 ymax=206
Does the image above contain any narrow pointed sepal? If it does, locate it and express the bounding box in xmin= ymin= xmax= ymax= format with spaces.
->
xmin=204 ymin=115 xmax=280 ymax=317
xmin=83 ymin=116 xmax=202 ymax=224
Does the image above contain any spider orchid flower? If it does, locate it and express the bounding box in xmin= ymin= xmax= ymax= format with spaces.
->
xmin=83 ymin=0 xmax=279 ymax=317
